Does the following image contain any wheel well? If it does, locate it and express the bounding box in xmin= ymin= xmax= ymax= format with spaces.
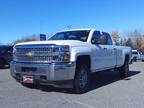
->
xmin=76 ymin=55 xmax=91 ymax=70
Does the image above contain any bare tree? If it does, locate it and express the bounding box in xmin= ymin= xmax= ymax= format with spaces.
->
xmin=125 ymin=38 xmax=133 ymax=48
xmin=140 ymin=36 xmax=144 ymax=50
xmin=13 ymin=34 xmax=38 ymax=45
xmin=122 ymin=29 xmax=143 ymax=49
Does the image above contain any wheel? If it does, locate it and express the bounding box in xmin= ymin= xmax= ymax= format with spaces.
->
xmin=74 ymin=64 xmax=90 ymax=94
xmin=118 ymin=59 xmax=129 ymax=78
xmin=142 ymin=60 xmax=144 ymax=62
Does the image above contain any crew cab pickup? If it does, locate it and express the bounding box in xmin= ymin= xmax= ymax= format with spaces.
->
xmin=10 ymin=29 xmax=132 ymax=93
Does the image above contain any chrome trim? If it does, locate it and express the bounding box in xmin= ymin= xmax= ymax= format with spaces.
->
xmin=15 ymin=44 xmax=57 ymax=48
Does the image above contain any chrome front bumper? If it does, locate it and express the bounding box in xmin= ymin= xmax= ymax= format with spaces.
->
xmin=10 ymin=61 xmax=76 ymax=88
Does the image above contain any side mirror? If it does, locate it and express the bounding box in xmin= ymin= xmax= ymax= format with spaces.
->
xmin=91 ymin=39 xmax=96 ymax=44
xmin=91 ymin=38 xmax=100 ymax=44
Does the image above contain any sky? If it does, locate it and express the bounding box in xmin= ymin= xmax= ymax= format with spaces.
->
xmin=0 ymin=0 xmax=144 ymax=44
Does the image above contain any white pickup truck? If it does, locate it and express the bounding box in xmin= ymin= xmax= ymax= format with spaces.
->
xmin=10 ymin=29 xmax=132 ymax=93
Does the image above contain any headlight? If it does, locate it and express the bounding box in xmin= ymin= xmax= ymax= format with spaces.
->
xmin=61 ymin=46 xmax=70 ymax=62
xmin=53 ymin=45 xmax=70 ymax=62
xmin=61 ymin=46 xmax=70 ymax=52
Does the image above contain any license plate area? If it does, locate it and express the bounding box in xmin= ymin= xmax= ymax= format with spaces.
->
xmin=22 ymin=75 xmax=34 ymax=84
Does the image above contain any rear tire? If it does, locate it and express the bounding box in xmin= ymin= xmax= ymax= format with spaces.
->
xmin=118 ymin=59 xmax=129 ymax=78
xmin=74 ymin=64 xmax=90 ymax=94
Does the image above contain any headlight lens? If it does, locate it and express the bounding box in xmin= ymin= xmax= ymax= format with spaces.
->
xmin=57 ymin=45 xmax=70 ymax=62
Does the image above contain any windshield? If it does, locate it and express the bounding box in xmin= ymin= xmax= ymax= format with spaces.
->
xmin=48 ymin=30 xmax=90 ymax=42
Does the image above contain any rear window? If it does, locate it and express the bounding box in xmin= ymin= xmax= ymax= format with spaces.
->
xmin=102 ymin=32 xmax=113 ymax=45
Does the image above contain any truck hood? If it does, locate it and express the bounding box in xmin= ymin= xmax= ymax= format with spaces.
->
xmin=16 ymin=40 xmax=90 ymax=47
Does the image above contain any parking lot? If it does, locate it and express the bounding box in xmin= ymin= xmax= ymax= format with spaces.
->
xmin=0 ymin=62 xmax=144 ymax=108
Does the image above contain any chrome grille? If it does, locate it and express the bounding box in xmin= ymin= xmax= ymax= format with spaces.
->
xmin=14 ymin=46 xmax=60 ymax=63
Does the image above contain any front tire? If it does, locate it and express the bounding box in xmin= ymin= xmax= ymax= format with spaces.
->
xmin=118 ymin=59 xmax=129 ymax=78
xmin=74 ymin=64 xmax=90 ymax=94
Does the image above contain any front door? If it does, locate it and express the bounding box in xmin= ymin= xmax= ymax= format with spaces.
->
xmin=91 ymin=31 xmax=109 ymax=72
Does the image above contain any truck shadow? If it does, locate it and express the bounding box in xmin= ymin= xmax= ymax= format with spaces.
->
xmin=36 ymin=70 xmax=140 ymax=94
xmin=90 ymin=70 xmax=140 ymax=91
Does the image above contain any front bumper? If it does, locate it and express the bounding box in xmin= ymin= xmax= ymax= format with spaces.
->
xmin=10 ymin=61 xmax=76 ymax=88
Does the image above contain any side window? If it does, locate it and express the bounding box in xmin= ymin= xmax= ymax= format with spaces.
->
xmin=102 ymin=32 xmax=112 ymax=45
xmin=91 ymin=31 xmax=101 ymax=44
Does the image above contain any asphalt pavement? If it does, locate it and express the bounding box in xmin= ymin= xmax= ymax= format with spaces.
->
xmin=0 ymin=62 xmax=144 ymax=108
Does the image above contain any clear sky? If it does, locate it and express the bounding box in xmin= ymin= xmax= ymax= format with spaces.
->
xmin=0 ymin=0 xmax=144 ymax=44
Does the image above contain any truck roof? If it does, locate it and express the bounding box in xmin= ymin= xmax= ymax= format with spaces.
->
xmin=57 ymin=28 xmax=109 ymax=34
xmin=57 ymin=28 xmax=92 ymax=32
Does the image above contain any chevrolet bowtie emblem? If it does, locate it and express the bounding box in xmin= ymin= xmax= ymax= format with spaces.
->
xmin=26 ymin=52 xmax=33 ymax=57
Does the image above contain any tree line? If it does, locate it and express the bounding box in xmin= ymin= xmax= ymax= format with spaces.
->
xmin=111 ymin=29 xmax=144 ymax=51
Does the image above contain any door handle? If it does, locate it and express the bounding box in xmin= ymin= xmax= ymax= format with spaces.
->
xmin=113 ymin=48 xmax=116 ymax=50
xmin=104 ymin=48 xmax=107 ymax=50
